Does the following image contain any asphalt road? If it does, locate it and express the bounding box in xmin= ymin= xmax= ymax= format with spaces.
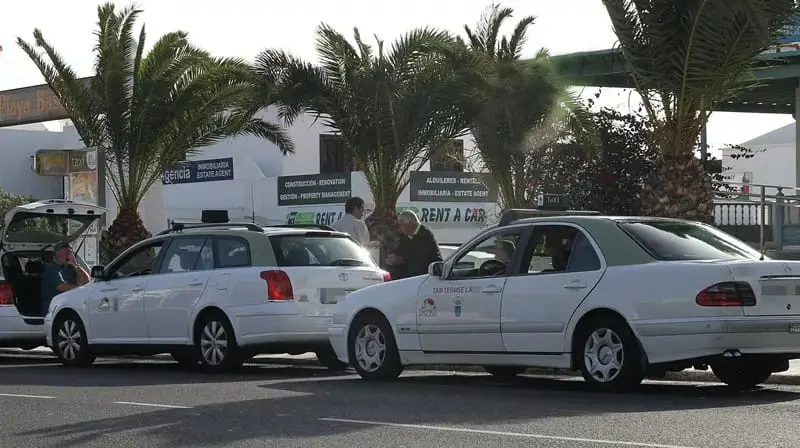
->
xmin=1 ymin=353 xmax=800 ymax=448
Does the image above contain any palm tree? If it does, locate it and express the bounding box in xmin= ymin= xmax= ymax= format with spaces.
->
xmin=254 ymin=24 xmax=483 ymax=264
xmin=603 ymin=0 xmax=797 ymax=222
xmin=462 ymin=3 xmax=594 ymax=209
xmin=17 ymin=2 xmax=294 ymax=263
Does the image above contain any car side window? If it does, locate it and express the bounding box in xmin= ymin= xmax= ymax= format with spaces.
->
xmin=107 ymin=241 xmax=165 ymax=279
xmin=216 ymin=237 xmax=251 ymax=269
xmin=566 ymin=232 xmax=602 ymax=272
xmin=158 ymin=237 xmax=209 ymax=274
xmin=448 ymin=230 xmax=523 ymax=280
xmin=518 ymin=225 xmax=601 ymax=275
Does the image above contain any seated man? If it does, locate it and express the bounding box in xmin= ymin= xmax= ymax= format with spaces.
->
xmin=40 ymin=241 xmax=90 ymax=314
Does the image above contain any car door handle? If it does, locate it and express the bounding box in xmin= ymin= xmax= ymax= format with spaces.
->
xmin=481 ymin=285 xmax=503 ymax=294
xmin=188 ymin=281 xmax=204 ymax=287
xmin=131 ymin=287 xmax=144 ymax=293
xmin=562 ymin=281 xmax=587 ymax=290
xmin=100 ymin=288 xmax=118 ymax=293
xmin=98 ymin=298 xmax=110 ymax=310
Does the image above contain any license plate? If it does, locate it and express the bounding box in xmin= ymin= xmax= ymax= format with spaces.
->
xmin=320 ymin=288 xmax=356 ymax=304
xmin=789 ymin=324 xmax=800 ymax=333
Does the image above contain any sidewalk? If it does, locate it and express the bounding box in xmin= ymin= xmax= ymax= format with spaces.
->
xmin=5 ymin=347 xmax=800 ymax=385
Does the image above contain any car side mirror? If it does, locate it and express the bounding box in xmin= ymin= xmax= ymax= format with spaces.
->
xmin=90 ymin=265 xmax=105 ymax=279
xmin=428 ymin=261 xmax=444 ymax=277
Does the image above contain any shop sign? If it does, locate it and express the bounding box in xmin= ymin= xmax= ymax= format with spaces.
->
xmin=396 ymin=205 xmax=490 ymax=227
xmin=0 ymin=77 xmax=92 ymax=127
xmin=278 ymin=173 xmax=351 ymax=206
xmin=34 ymin=149 xmax=98 ymax=176
xmin=409 ymin=171 xmax=497 ymax=203
xmin=162 ymin=157 xmax=234 ymax=184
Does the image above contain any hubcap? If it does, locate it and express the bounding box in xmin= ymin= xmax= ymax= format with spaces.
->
xmin=583 ymin=328 xmax=624 ymax=383
xmin=354 ymin=324 xmax=386 ymax=372
xmin=200 ymin=320 xmax=228 ymax=366
xmin=57 ymin=319 xmax=81 ymax=361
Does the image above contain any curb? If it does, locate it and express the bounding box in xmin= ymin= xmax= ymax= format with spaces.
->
xmin=4 ymin=349 xmax=800 ymax=386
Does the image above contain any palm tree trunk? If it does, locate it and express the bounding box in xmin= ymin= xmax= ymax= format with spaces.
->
xmin=639 ymin=152 xmax=714 ymax=223
xmin=99 ymin=204 xmax=152 ymax=264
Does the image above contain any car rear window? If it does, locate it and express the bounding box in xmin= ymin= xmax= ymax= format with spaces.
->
xmin=619 ymin=221 xmax=762 ymax=261
xmin=269 ymin=233 xmax=376 ymax=267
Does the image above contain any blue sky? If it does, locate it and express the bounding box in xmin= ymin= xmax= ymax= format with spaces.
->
xmin=1 ymin=0 xmax=793 ymax=151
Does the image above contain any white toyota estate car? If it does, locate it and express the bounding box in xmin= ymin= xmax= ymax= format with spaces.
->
xmin=45 ymin=220 xmax=391 ymax=371
xmin=0 ymin=199 xmax=105 ymax=349
xmin=329 ymin=209 xmax=800 ymax=392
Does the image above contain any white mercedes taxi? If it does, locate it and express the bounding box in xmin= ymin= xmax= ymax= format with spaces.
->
xmin=329 ymin=209 xmax=800 ymax=392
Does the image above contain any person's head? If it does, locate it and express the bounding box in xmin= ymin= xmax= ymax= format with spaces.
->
xmin=397 ymin=210 xmax=420 ymax=236
xmin=54 ymin=241 xmax=74 ymax=265
xmin=345 ymin=197 xmax=366 ymax=219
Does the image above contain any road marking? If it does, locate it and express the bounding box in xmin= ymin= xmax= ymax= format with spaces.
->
xmin=0 ymin=393 xmax=56 ymax=399
xmin=319 ymin=418 xmax=696 ymax=448
xmin=113 ymin=401 xmax=191 ymax=409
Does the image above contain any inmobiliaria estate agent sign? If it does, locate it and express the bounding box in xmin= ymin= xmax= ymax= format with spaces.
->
xmin=162 ymin=157 xmax=235 ymax=184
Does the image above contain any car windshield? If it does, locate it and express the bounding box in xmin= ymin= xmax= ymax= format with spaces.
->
xmin=269 ymin=233 xmax=376 ymax=267
xmin=619 ymin=220 xmax=762 ymax=261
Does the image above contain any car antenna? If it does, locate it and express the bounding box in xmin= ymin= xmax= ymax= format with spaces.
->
xmin=760 ymin=243 xmax=766 ymax=261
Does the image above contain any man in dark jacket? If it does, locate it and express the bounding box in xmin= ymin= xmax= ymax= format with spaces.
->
xmin=386 ymin=210 xmax=442 ymax=279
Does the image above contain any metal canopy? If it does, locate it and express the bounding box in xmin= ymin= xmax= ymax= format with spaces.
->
xmin=549 ymin=48 xmax=800 ymax=115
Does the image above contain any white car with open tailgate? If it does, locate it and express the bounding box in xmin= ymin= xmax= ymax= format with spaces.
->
xmin=329 ymin=209 xmax=800 ymax=391
xmin=0 ymin=199 xmax=104 ymax=349
xmin=45 ymin=218 xmax=390 ymax=371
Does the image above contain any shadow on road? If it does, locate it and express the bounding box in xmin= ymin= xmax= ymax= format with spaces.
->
xmin=0 ymin=360 xmax=348 ymax=387
xmin=15 ymin=371 xmax=800 ymax=447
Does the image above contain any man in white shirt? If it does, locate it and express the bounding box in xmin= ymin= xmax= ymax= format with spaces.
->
xmin=331 ymin=197 xmax=370 ymax=247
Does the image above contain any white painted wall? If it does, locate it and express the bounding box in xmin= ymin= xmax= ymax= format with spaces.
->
xmin=722 ymin=122 xmax=796 ymax=188
xmin=0 ymin=127 xmax=64 ymax=199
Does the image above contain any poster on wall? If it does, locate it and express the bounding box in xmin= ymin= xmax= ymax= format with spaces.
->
xmin=278 ymin=173 xmax=351 ymax=206
xmin=63 ymin=156 xmax=101 ymax=267
xmin=162 ymin=157 xmax=234 ymax=185
xmin=409 ymin=171 xmax=497 ymax=203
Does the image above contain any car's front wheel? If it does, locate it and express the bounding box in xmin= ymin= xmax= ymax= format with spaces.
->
xmin=348 ymin=313 xmax=403 ymax=381
xmin=576 ymin=315 xmax=644 ymax=392
xmin=194 ymin=312 xmax=242 ymax=372
xmin=711 ymin=362 xmax=772 ymax=389
xmin=52 ymin=312 xmax=95 ymax=367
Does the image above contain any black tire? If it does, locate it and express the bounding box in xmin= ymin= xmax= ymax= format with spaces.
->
xmin=484 ymin=365 xmax=527 ymax=378
xmin=711 ymin=362 xmax=772 ymax=389
xmin=348 ymin=313 xmax=403 ymax=381
xmin=194 ymin=311 xmax=242 ymax=372
xmin=575 ymin=315 xmax=644 ymax=392
xmin=315 ymin=346 xmax=349 ymax=371
xmin=170 ymin=350 xmax=199 ymax=368
xmin=52 ymin=312 xmax=95 ymax=367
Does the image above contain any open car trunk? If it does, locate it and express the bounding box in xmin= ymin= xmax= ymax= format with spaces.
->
xmin=1 ymin=251 xmax=54 ymax=317
xmin=0 ymin=199 xmax=105 ymax=317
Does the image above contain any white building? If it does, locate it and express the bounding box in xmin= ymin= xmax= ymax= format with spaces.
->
xmin=0 ymin=108 xmax=499 ymax=249
xmin=722 ymin=122 xmax=793 ymax=189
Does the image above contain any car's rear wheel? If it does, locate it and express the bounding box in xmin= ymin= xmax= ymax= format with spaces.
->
xmin=576 ymin=315 xmax=644 ymax=392
xmin=315 ymin=346 xmax=349 ymax=371
xmin=711 ymin=362 xmax=772 ymax=389
xmin=348 ymin=313 xmax=403 ymax=381
xmin=484 ymin=365 xmax=527 ymax=378
xmin=53 ymin=312 xmax=95 ymax=367
xmin=194 ymin=311 xmax=242 ymax=372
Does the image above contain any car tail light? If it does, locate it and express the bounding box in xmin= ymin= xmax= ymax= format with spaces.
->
xmin=260 ymin=270 xmax=294 ymax=301
xmin=0 ymin=281 xmax=13 ymax=305
xmin=382 ymin=271 xmax=392 ymax=282
xmin=696 ymin=282 xmax=756 ymax=307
